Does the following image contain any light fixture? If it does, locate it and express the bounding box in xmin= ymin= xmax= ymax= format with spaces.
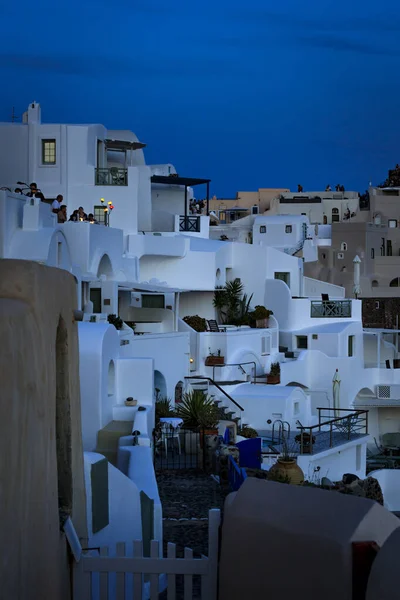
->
xmin=189 ymin=358 xmax=194 ymax=363
xmin=100 ymin=198 xmax=105 ymax=204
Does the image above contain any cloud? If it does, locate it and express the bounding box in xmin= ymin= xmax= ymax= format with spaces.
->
xmin=0 ymin=51 xmax=245 ymax=80
xmin=298 ymin=34 xmax=399 ymax=57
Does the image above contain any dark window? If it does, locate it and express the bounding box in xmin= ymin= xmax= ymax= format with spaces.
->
xmin=142 ymin=294 xmax=165 ymax=309
xmin=297 ymin=335 xmax=308 ymax=349
xmin=371 ymin=248 xmax=375 ymax=259
xmin=90 ymin=288 xmax=102 ymax=313
xmin=312 ymin=334 xmax=318 ymax=340
xmin=285 ymin=225 xmax=292 ymax=233
xmin=275 ymin=272 xmax=290 ymax=287
xmin=42 ymin=139 xmax=56 ymax=164
xmin=260 ymin=225 xmax=266 ymax=234
xmin=348 ymin=335 xmax=354 ymax=357
xmin=252 ymin=205 xmax=259 ymax=215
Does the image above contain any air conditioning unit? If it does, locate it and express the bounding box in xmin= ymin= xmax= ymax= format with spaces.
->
xmin=130 ymin=292 xmax=142 ymax=307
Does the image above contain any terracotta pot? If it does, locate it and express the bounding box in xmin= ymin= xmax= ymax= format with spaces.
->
xmin=267 ymin=375 xmax=280 ymax=385
xmin=205 ymin=356 xmax=225 ymax=366
xmin=269 ymin=458 xmax=304 ymax=485
xmin=256 ymin=318 xmax=269 ymax=329
xmin=199 ymin=428 xmax=219 ymax=448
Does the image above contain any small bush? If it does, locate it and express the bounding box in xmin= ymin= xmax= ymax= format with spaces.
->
xmin=237 ymin=426 xmax=258 ymax=439
xmin=183 ymin=315 xmax=207 ymax=332
xmin=107 ymin=314 xmax=123 ymax=330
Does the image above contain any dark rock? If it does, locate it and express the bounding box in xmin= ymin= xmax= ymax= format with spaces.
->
xmin=342 ymin=473 xmax=360 ymax=485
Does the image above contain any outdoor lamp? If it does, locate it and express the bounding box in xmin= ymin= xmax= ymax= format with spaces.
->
xmin=100 ymin=198 xmax=105 ymax=204
xmin=189 ymin=358 xmax=194 ymax=363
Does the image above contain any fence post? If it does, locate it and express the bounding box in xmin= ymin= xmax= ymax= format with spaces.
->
xmin=73 ymin=556 xmax=91 ymax=600
xmin=203 ymin=509 xmax=221 ymax=600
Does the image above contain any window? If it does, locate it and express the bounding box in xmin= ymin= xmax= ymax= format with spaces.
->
xmin=297 ymin=336 xmax=308 ymax=349
xmin=293 ymin=402 xmax=300 ymax=415
xmin=90 ymin=288 xmax=101 ymax=313
xmin=285 ymin=225 xmax=292 ymax=233
xmin=274 ymin=272 xmax=290 ymax=287
xmin=260 ymin=225 xmax=266 ymax=234
xmin=312 ymin=334 xmax=318 ymax=340
xmin=142 ymin=294 xmax=165 ymax=309
xmin=389 ymin=219 xmax=398 ymax=228
xmin=371 ymin=248 xmax=375 ymax=259
xmin=390 ymin=278 xmax=400 ymax=287
xmin=332 ymin=207 xmax=340 ymax=222
xmin=322 ymin=253 xmax=326 ymax=259
xmin=372 ymin=280 xmax=379 ymax=288
xmin=340 ymin=242 xmax=347 ymax=251
xmin=94 ymin=205 xmax=107 ymax=225
xmin=337 ymin=252 xmax=344 ymax=259
xmin=42 ymin=139 xmax=56 ymax=164
xmin=252 ymin=205 xmax=259 ymax=215
xmin=356 ymin=445 xmax=361 ymax=471
xmin=348 ymin=335 xmax=354 ymax=357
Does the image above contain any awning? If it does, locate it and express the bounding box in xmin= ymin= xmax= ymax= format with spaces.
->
xmin=105 ymin=138 xmax=146 ymax=150
xmin=118 ymin=282 xmax=187 ymax=293
xmin=151 ymin=175 xmax=211 ymax=187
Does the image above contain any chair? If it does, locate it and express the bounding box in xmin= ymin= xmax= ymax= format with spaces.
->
xmin=207 ymin=319 xmax=226 ymax=332
xmin=160 ymin=422 xmax=181 ymax=457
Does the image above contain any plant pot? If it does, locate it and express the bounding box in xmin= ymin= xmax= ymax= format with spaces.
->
xmin=125 ymin=398 xmax=137 ymax=407
xmin=256 ymin=318 xmax=269 ymax=328
xmin=205 ymin=356 xmax=225 ymax=366
xmin=267 ymin=375 xmax=280 ymax=385
xmin=268 ymin=458 xmax=304 ymax=485
xmin=199 ymin=428 xmax=219 ymax=447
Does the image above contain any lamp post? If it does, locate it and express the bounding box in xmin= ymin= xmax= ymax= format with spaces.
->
xmin=100 ymin=198 xmax=114 ymax=226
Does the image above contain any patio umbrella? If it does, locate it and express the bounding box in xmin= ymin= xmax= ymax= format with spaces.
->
xmin=332 ymin=369 xmax=341 ymax=417
xmin=353 ymin=255 xmax=361 ymax=298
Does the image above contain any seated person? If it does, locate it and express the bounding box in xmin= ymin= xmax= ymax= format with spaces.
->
xmin=77 ymin=206 xmax=88 ymax=221
xmin=69 ymin=209 xmax=79 ymax=222
xmin=26 ymin=182 xmax=45 ymax=201
xmin=88 ymin=213 xmax=98 ymax=224
xmin=52 ymin=194 xmax=63 ymax=214
xmin=57 ymin=205 xmax=67 ymax=223
xmin=14 ymin=188 xmax=23 ymax=194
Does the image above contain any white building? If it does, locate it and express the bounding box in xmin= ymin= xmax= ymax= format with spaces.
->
xmin=1 ymin=103 xmax=399 ymax=567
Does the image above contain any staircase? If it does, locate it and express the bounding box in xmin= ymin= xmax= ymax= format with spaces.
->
xmin=185 ymin=375 xmax=244 ymax=426
xmin=95 ymin=420 xmax=133 ymax=466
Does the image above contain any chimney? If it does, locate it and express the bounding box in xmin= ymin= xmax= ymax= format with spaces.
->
xmin=27 ymin=101 xmax=41 ymax=124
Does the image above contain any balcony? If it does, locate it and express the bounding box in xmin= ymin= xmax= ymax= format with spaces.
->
xmin=310 ymin=300 xmax=352 ymax=318
xmin=179 ymin=215 xmax=200 ymax=232
xmin=95 ymin=167 xmax=128 ymax=186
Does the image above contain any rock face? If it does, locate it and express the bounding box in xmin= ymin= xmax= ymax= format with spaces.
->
xmin=337 ymin=475 xmax=384 ymax=506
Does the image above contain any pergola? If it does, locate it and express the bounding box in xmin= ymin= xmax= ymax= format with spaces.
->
xmin=151 ymin=175 xmax=211 ymax=217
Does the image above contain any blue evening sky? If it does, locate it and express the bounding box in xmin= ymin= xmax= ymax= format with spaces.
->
xmin=0 ymin=0 xmax=399 ymax=196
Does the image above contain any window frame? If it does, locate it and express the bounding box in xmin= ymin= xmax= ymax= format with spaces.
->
xmin=296 ymin=335 xmax=308 ymax=349
xmin=259 ymin=225 xmax=266 ymax=234
xmin=41 ymin=138 xmax=57 ymax=165
xmin=348 ymin=335 xmax=354 ymax=357
xmin=285 ymin=225 xmax=292 ymax=234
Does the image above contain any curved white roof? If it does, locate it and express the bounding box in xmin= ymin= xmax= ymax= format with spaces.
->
xmin=232 ymin=383 xmax=306 ymax=399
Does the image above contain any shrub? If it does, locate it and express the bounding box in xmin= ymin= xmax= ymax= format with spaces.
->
xmin=270 ymin=362 xmax=281 ymax=376
xmin=183 ymin=315 xmax=207 ymax=332
xmin=237 ymin=426 xmax=258 ymax=439
xmin=107 ymin=314 xmax=123 ymax=330
xmin=176 ymin=390 xmax=219 ymax=430
xmin=252 ymin=306 xmax=273 ymax=320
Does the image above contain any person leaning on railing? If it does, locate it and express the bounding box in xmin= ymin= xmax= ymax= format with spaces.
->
xmin=26 ymin=182 xmax=46 ymax=202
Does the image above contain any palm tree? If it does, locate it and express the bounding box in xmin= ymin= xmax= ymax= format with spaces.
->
xmin=213 ymin=278 xmax=253 ymax=325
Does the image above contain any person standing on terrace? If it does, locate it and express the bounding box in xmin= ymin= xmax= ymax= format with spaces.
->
xmin=26 ymin=182 xmax=45 ymax=202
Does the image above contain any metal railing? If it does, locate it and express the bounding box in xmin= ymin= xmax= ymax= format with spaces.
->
xmin=296 ymin=408 xmax=369 ymax=455
xmin=210 ymin=361 xmax=257 ymax=384
xmin=310 ymin=299 xmax=352 ymax=318
xmin=95 ymin=167 xmax=128 ymax=186
xmin=184 ymin=375 xmax=244 ymax=415
xmin=179 ymin=215 xmax=200 ymax=232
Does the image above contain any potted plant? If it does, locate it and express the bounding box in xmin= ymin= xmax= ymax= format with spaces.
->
xmin=183 ymin=315 xmax=207 ymax=332
xmin=268 ymin=437 xmax=304 ymax=485
xmin=267 ymin=362 xmax=281 ymax=384
xmin=252 ymin=306 xmax=273 ymax=328
xmin=205 ymin=348 xmax=225 ymax=366
xmin=107 ymin=314 xmax=123 ymax=330
xmin=295 ymin=431 xmax=316 ymax=454
xmin=125 ymin=396 xmax=138 ymax=407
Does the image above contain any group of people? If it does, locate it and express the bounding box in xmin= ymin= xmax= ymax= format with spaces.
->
xmin=14 ymin=182 xmax=98 ymax=224
xmin=189 ymin=199 xmax=206 ymax=214
xmin=325 ymin=184 xmax=346 ymax=192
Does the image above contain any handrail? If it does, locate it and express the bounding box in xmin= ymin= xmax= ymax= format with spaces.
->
xmin=211 ymin=361 xmax=257 ymax=384
xmin=184 ymin=376 xmax=244 ymax=412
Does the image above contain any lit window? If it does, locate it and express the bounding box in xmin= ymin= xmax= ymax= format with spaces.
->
xmin=42 ymin=139 xmax=56 ymax=164
xmin=285 ymin=225 xmax=292 ymax=233
xmin=340 ymin=242 xmax=347 ymax=251
xmin=260 ymin=225 xmax=266 ymax=234
xmin=389 ymin=219 xmax=398 ymax=228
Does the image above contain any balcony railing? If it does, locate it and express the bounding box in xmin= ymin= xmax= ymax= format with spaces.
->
xmin=95 ymin=168 xmax=128 ymax=186
xmin=310 ymin=299 xmax=352 ymax=318
xmin=179 ymin=215 xmax=200 ymax=232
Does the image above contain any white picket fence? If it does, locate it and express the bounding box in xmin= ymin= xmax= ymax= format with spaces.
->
xmin=73 ymin=509 xmax=220 ymax=600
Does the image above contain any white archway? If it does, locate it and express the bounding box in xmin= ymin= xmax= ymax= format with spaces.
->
xmin=154 ymin=370 xmax=167 ymax=400
xmin=97 ymin=254 xmax=113 ymax=280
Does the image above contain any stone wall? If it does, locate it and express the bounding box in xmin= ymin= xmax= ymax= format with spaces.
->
xmin=362 ymin=297 xmax=400 ymax=329
xmin=0 ymin=260 xmax=87 ymax=600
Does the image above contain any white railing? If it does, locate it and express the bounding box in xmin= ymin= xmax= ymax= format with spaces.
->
xmin=73 ymin=508 xmax=220 ymax=600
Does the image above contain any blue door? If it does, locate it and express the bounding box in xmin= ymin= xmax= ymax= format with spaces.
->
xmin=237 ymin=437 xmax=262 ymax=469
